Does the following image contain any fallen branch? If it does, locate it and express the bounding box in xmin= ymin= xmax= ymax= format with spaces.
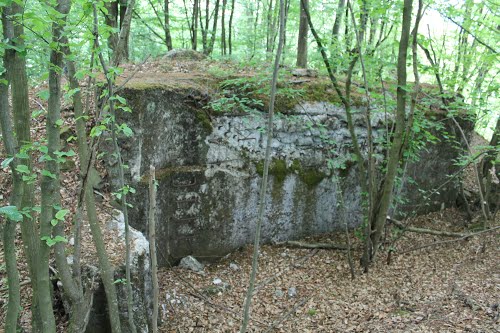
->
xmin=398 ymin=225 xmax=500 ymax=255
xmin=275 ymin=240 xmax=348 ymax=250
xmin=387 ymin=217 xmax=466 ymax=237
xmin=263 ymin=297 xmax=309 ymax=333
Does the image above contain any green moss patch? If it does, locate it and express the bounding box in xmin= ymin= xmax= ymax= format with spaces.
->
xmin=255 ymin=158 xmax=326 ymax=188
xmin=195 ymin=110 xmax=213 ymax=133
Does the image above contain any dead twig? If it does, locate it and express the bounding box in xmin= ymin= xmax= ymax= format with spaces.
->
xmin=275 ymin=240 xmax=348 ymax=250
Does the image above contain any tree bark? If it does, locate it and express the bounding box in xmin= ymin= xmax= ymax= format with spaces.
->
xmin=221 ymin=0 xmax=227 ymax=55
xmin=192 ymin=0 xmax=199 ymax=50
xmin=91 ymin=5 xmax=124 ymax=333
xmin=206 ymin=0 xmax=221 ymax=55
xmin=331 ymin=0 xmax=345 ymax=45
xmin=296 ymin=0 xmax=308 ymax=68
xmin=164 ymin=0 xmax=173 ymax=50
xmin=228 ymin=0 xmax=235 ymax=54
xmin=0 ymin=13 xmax=22 ymax=331
xmin=3 ymin=3 xmax=43 ymax=331
xmin=369 ymin=0 xmax=413 ymax=260
xmin=112 ymin=0 xmax=136 ymax=65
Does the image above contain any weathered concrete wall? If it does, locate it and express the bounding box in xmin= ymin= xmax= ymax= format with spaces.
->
xmin=104 ymin=83 xmax=471 ymax=265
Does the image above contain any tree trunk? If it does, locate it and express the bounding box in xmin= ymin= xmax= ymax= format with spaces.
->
xmin=369 ymin=0 xmax=413 ymax=260
xmin=164 ymin=0 xmax=173 ymax=50
xmin=3 ymin=3 xmax=43 ymax=331
xmin=296 ymin=0 xmax=308 ymax=68
xmin=0 ymin=14 xmax=22 ymax=332
xmin=112 ymin=0 xmax=136 ymax=65
xmin=228 ymin=0 xmax=235 ymax=54
xmin=206 ymin=0 xmax=221 ymax=55
xmin=119 ymin=0 xmax=130 ymax=61
xmin=91 ymin=5 xmax=124 ymax=333
xmin=221 ymin=0 xmax=227 ymax=55
xmin=240 ymin=0 xmax=286 ymax=331
xmin=105 ymin=1 xmax=119 ymax=52
xmin=192 ymin=0 xmax=199 ymax=50
xmin=331 ymin=0 xmax=345 ymax=45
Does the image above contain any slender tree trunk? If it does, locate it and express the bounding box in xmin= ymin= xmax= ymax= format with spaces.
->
xmin=3 ymin=3 xmax=43 ymax=331
xmin=296 ymin=0 xmax=308 ymax=67
xmin=164 ymin=0 xmax=173 ymax=50
xmin=228 ymin=0 xmax=235 ymax=54
xmin=91 ymin=6 xmax=124 ymax=333
xmin=0 ymin=16 xmax=22 ymax=331
xmin=148 ymin=166 xmax=159 ymax=333
xmin=265 ymin=0 xmax=274 ymax=55
xmin=50 ymin=1 xmax=93 ymax=330
xmin=113 ymin=0 xmax=136 ymax=65
xmin=369 ymin=0 xmax=413 ymax=260
xmin=240 ymin=0 xmax=285 ymax=331
xmin=221 ymin=0 xmax=227 ymax=55
xmin=331 ymin=0 xmax=346 ymax=45
xmin=105 ymin=1 xmax=119 ymax=52
xmin=207 ymin=0 xmax=221 ymax=55
xmin=192 ymin=0 xmax=199 ymax=50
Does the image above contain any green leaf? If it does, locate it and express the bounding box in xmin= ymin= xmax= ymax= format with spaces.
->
xmin=0 ymin=206 xmax=23 ymax=222
xmin=1 ymin=157 xmax=14 ymax=168
xmin=16 ymin=164 xmax=30 ymax=174
xmin=55 ymin=119 xmax=64 ymax=127
xmin=32 ymin=109 xmax=45 ymax=118
xmin=15 ymin=152 xmax=29 ymax=159
xmin=41 ymin=170 xmax=57 ymax=179
xmin=51 ymin=219 xmax=58 ymax=226
xmin=38 ymin=90 xmax=50 ymax=101
xmin=55 ymin=209 xmax=69 ymax=220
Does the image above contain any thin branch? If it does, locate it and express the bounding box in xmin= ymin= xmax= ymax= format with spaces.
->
xmin=398 ymin=226 xmax=500 ymax=255
xmin=443 ymin=14 xmax=497 ymax=54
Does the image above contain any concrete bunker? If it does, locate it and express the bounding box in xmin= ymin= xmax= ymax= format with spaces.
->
xmin=103 ymin=70 xmax=472 ymax=265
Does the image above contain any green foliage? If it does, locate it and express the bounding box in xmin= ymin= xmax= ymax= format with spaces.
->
xmin=41 ymin=235 xmax=68 ymax=247
xmin=0 ymin=206 xmax=23 ymax=222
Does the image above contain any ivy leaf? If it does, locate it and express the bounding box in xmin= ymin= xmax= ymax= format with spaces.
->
xmin=0 ymin=206 xmax=23 ymax=222
xmin=55 ymin=119 xmax=64 ymax=127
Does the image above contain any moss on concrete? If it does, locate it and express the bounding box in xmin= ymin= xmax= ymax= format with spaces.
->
xmin=299 ymin=169 xmax=326 ymax=188
xmin=255 ymin=158 xmax=326 ymax=188
xmin=195 ymin=110 xmax=213 ymax=133
xmin=255 ymin=158 xmax=288 ymax=183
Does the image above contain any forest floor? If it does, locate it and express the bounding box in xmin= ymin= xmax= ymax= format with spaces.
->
xmin=157 ymin=208 xmax=499 ymax=333
xmin=0 ymin=59 xmax=498 ymax=332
